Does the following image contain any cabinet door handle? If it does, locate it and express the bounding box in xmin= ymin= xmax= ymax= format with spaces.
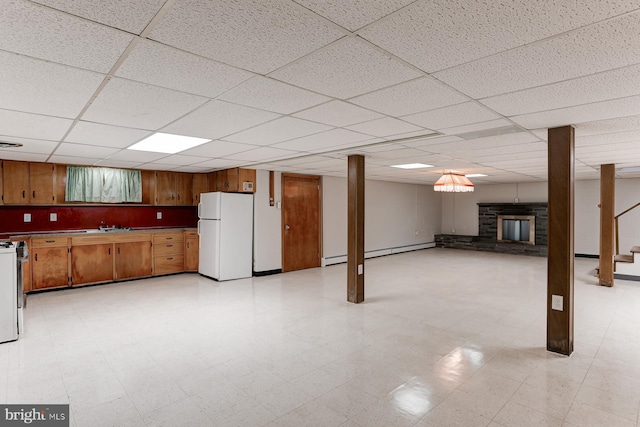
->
xmin=35 ymin=253 xmax=38 ymax=262
xmin=167 ymin=244 xmax=173 ymax=247
xmin=167 ymin=257 xmax=173 ymax=260
xmin=187 ymin=242 xmax=190 ymax=249
xmin=167 ymin=237 xmax=173 ymax=240
xmin=45 ymin=240 xmax=55 ymax=243
xmin=32 ymin=190 xmax=36 ymax=198
xmin=118 ymin=247 xmax=120 ymax=255
xmin=22 ymin=190 xmax=25 ymax=198
xmin=108 ymin=248 xmax=111 ymax=255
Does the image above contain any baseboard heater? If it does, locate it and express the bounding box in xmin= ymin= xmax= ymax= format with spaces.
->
xmin=322 ymin=242 xmax=436 ymax=267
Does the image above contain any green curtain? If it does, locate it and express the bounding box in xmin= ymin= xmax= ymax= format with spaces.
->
xmin=66 ymin=166 xmax=142 ymax=203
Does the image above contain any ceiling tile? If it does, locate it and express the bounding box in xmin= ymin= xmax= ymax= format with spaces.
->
xmin=403 ymin=102 xmax=501 ymax=130
xmin=116 ymin=40 xmax=255 ymax=98
xmin=482 ymin=63 xmax=640 ymax=117
xmin=575 ymin=115 xmax=640 ymax=136
xmin=149 ymin=0 xmax=344 ymax=74
xmin=345 ymin=117 xmax=424 ymax=137
xmin=0 ymin=135 xmax=58 ymax=155
xmin=82 ymin=78 xmax=208 ymax=130
xmin=361 ymin=0 xmax=640 ymax=73
xmin=191 ymin=158 xmax=244 ymax=169
xmin=435 ymin=12 xmax=640 ymax=98
xmin=162 ymin=101 xmax=280 ymax=140
xmin=272 ymin=128 xmax=373 ymax=151
xmin=0 ymin=152 xmax=50 ymax=162
xmin=224 ymin=117 xmax=332 ymax=146
xmin=427 ymin=132 xmax=539 ymax=154
xmin=106 ymin=149 xmax=168 ymax=163
xmin=577 ymin=130 xmax=640 ymax=147
xmin=0 ymin=109 xmax=72 ymax=141
xmin=224 ymin=147 xmax=300 ymax=162
xmin=269 ymin=37 xmax=422 ymax=99
xmin=48 ymin=155 xmax=101 ymax=165
xmin=292 ymin=100 xmax=383 ymax=127
xmin=31 ymin=0 xmax=166 ymax=34
xmin=350 ymin=77 xmax=469 ymax=117
xmin=65 ymin=122 xmax=152 ymax=148
xmin=0 ymin=52 xmax=104 ymax=119
xmin=94 ymin=159 xmax=143 ymax=169
xmin=438 ymin=119 xmax=516 ymax=137
xmin=0 ymin=1 xmax=132 ymax=73
xmin=146 ymin=154 xmax=205 ymax=166
xmin=171 ymin=165 xmax=214 ymax=173
xmin=53 ymin=143 xmax=120 ymax=158
xmin=293 ymin=0 xmax=415 ymax=32
xmin=511 ymin=95 xmax=640 ymax=130
xmin=180 ymin=141 xmax=257 ymax=158
xmin=218 ymin=76 xmax=329 ymax=115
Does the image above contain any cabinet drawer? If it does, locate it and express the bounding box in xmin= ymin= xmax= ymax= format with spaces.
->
xmin=31 ymin=236 xmax=68 ymax=247
xmin=184 ymin=230 xmax=198 ymax=238
xmin=153 ymin=233 xmax=184 ymax=244
xmin=154 ymin=255 xmax=184 ymax=275
xmin=154 ymin=242 xmax=184 ymax=256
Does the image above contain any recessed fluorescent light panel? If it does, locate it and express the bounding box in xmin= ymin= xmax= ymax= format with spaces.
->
xmin=465 ymin=173 xmax=488 ymax=178
xmin=128 ymin=133 xmax=210 ymax=154
xmin=618 ymin=166 xmax=640 ymax=173
xmin=391 ymin=163 xmax=434 ymax=169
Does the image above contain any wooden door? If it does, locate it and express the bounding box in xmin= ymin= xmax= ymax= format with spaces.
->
xmin=282 ymin=174 xmax=321 ymax=272
xmin=155 ymin=171 xmax=176 ymax=205
xmin=175 ymin=173 xmax=193 ymax=206
xmin=185 ymin=236 xmax=199 ymax=271
xmin=71 ymin=244 xmax=113 ymax=285
xmin=32 ymin=246 xmax=69 ymax=289
xmin=115 ymin=241 xmax=152 ymax=280
xmin=30 ymin=162 xmax=55 ymax=204
xmin=192 ymin=174 xmax=208 ymax=205
xmin=3 ymin=160 xmax=30 ymax=204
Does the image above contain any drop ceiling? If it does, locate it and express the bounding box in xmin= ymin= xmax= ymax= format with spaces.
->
xmin=1 ymin=0 xmax=640 ymax=185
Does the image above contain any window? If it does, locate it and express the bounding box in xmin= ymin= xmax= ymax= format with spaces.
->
xmin=65 ymin=166 xmax=142 ymax=203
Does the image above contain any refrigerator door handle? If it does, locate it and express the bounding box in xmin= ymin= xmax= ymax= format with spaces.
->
xmin=197 ymin=220 xmax=201 ymax=236
xmin=197 ymin=202 xmax=202 ymax=219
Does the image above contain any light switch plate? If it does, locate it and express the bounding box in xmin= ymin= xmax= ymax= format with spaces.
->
xmin=49 ymin=213 xmax=57 ymax=222
xmin=358 ymin=264 xmax=363 ymax=275
xmin=23 ymin=213 xmax=31 ymax=223
xmin=157 ymin=212 xmax=162 ymax=220
xmin=552 ymin=295 xmax=563 ymax=311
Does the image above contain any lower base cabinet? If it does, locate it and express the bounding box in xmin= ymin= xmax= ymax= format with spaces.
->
xmin=115 ymin=241 xmax=152 ymax=280
xmin=71 ymin=243 xmax=113 ymax=285
xmin=32 ymin=246 xmax=69 ymax=290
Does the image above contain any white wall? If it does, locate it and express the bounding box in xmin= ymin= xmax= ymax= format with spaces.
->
xmin=441 ymin=178 xmax=640 ymax=256
xmin=253 ymin=169 xmax=282 ymax=272
xmin=322 ymin=176 xmax=442 ymax=259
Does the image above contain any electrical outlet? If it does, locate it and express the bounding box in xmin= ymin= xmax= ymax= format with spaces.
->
xmin=156 ymin=212 xmax=162 ymax=220
xmin=415 ymin=230 xmax=419 ymax=236
xmin=452 ymin=228 xmax=455 ymax=233
xmin=551 ymin=295 xmax=563 ymax=311
xmin=24 ymin=213 xmax=31 ymax=223
xmin=49 ymin=213 xmax=57 ymax=222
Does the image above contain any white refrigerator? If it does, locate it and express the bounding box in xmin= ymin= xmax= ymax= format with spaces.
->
xmin=0 ymin=243 xmax=18 ymax=344
xmin=198 ymin=192 xmax=254 ymax=281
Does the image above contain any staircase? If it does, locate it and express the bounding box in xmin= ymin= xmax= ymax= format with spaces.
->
xmin=615 ymin=246 xmax=640 ymax=267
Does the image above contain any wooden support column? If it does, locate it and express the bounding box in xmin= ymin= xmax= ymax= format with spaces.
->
xmin=347 ymin=155 xmax=365 ymax=303
xmin=599 ymin=164 xmax=615 ymax=287
xmin=547 ymin=126 xmax=575 ymax=356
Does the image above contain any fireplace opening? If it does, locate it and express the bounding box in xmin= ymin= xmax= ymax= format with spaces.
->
xmin=497 ymin=215 xmax=535 ymax=245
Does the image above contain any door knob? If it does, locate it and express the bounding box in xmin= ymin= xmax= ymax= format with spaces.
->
xmin=285 ymin=224 xmax=290 ymax=230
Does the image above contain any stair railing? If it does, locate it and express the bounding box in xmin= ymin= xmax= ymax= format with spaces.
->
xmin=615 ymin=201 xmax=640 ymax=255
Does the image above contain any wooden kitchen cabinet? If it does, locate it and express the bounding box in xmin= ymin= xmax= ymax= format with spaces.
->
xmin=71 ymin=243 xmax=113 ymax=285
xmin=30 ymin=162 xmax=55 ymax=204
xmin=115 ymin=241 xmax=152 ymax=280
xmin=3 ymin=160 xmax=30 ymax=204
xmin=155 ymin=171 xmax=176 ymax=205
xmin=175 ymin=173 xmax=193 ymax=206
xmin=184 ymin=230 xmax=199 ymax=271
xmin=192 ymin=173 xmax=208 ymax=205
xmin=31 ymin=237 xmax=69 ymax=290
xmin=153 ymin=231 xmax=184 ymax=275
xmin=208 ymin=168 xmax=256 ymax=193
xmin=0 ymin=161 xmax=3 ymax=205
xmin=2 ymin=161 xmax=55 ymax=204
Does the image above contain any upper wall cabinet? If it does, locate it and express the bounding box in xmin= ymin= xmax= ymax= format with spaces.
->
xmin=207 ymin=168 xmax=256 ymax=193
xmin=192 ymin=173 xmax=208 ymax=206
xmin=2 ymin=161 xmax=55 ymax=205
xmin=154 ymin=171 xmax=194 ymax=206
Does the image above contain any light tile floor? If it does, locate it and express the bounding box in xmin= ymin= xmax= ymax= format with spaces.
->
xmin=2 ymin=248 xmax=640 ymax=426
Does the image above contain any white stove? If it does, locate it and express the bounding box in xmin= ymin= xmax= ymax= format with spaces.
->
xmin=0 ymin=241 xmax=19 ymax=343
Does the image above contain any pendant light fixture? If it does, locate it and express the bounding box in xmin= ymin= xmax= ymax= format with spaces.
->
xmin=433 ymin=170 xmax=474 ymax=193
